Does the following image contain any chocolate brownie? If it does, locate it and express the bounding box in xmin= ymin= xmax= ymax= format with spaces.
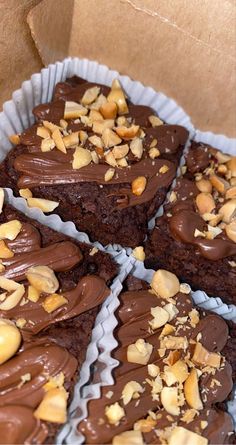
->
xmin=0 ymin=76 xmax=188 ymax=247
xmin=0 ymin=190 xmax=117 ymax=444
xmin=145 ymin=142 xmax=236 ymax=304
xmin=78 ymin=270 xmax=235 ymax=444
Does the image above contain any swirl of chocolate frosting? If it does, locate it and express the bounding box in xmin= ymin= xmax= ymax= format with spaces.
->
xmin=0 ymin=343 xmax=77 ymax=408
xmin=6 ymin=222 xmax=41 ymax=254
xmin=1 ymin=275 xmax=110 ymax=334
xmin=1 ymin=240 xmax=83 ymax=281
xmin=78 ymin=288 xmax=233 ymax=444
xmin=0 ymin=405 xmax=48 ymax=445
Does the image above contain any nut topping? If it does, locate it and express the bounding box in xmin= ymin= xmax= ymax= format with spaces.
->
xmin=113 ymin=430 xmax=144 ymax=445
xmin=26 ymin=266 xmax=59 ymax=294
xmin=196 ymin=178 xmax=212 ymax=193
xmin=160 ymin=387 xmax=180 ymax=416
xmin=227 ymin=156 xmax=236 ymax=177
xmin=34 ymin=387 xmax=68 ymax=423
xmin=148 ymin=115 xmax=163 ymax=127
xmin=130 ymin=138 xmax=143 ymax=159
xmin=102 ymin=128 xmax=122 ymax=148
xmin=104 ymin=168 xmax=115 ymax=182
xmin=0 ymin=319 xmax=21 ymax=364
xmin=127 ymin=339 xmax=153 ymax=365
xmin=0 ymin=240 xmax=14 ymax=259
xmin=121 ymin=381 xmax=144 ymax=405
xmin=168 ymin=427 xmax=207 ymax=445
xmin=192 ymin=342 xmax=221 ymax=368
xmin=132 ymin=246 xmax=145 ymax=261
xmin=210 ymin=175 xmax=229 ymax=194
xmin=151 ymin=269 xmax=180 ymax=299
xmin=195 ymin=193 xmax=215 ymax=215
xmin=27 ymin=197 xmax=59 ymax=213
xmin=105 ymin=402 xmax=125 ymax=425
xmin=42 ymin=293 xmax=68 ymax=313
xmin=72 ymin=147 xmax=92 ymax=169
xmin=19 ymin=188 xmax=33 ymax=199
xmin=100 ymin=102 xmax=118 ymax=119
xmin=184 ymin=368 xmax=203 ymax=410
xmin=225 ymin=220 xmax=236 ymax=242
xmin=64 ymin=101 xmax=88 ymax=119
xmin=112 ymin=144 xmax=129 ymax=159
xmin=132 ymin=176 xmax=147 ymax=196
xmin=107 ymin=79 xmax=129 ymax=115
xmin=81 ymin=86 xmax=100 ymax=105
xmin=0 ymin=220 xmax=22 ymax=240
xmin=149 ymin=306 xmax=170 ymax=330
xmin=115 ymin=125 xmax=140 ymax=140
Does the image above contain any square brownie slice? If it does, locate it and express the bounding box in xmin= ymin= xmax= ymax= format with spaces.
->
xmin=0 ymin=76 xmax=188 ymax=247
xmin=78 ymin=270 xmax=234 ymax=444
xmin=0 ymin=191 xmax=117 ymax=444
xmin=145 ymin=142 xmax=236 ymax=304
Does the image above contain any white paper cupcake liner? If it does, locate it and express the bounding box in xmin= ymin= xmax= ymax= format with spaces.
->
xmin=2 ymin=188 xmax=134 ymax=443
xmin=66 ymin=258 xmax=235 ymax=443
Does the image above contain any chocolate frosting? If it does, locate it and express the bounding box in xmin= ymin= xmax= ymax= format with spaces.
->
xmin=0 ymin=405 xmax=48 ymax=445
xmin=0 ymin=343 xmax=77 ymax=408
xmin=167 ymin=175 xmax=236 ymax=261
xmin=14 ymin=153 xmax=176 ymax=208
xmin=79 ymin=288 xmax=233 ymax=444
xmin=2 ymin=275 xmax=109 ymax=334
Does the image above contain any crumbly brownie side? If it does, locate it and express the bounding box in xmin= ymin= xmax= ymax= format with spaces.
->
xmin=78 ymin=270 xmax=234 ymax=444
xmin=145 ymin=142 xmax=236 ymax=304
xmin=0 ymin=76 xmax=188 ymax=247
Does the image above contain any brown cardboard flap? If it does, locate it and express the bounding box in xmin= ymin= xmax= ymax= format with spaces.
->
xmin=0 ymin=0 xmax=43 ymax=106
xmin=22 ymin=0 xmax=236 ymax=137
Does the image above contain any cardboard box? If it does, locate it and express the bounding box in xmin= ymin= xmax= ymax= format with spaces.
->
xmin=0 ymin=0 xmax=235 ymax=137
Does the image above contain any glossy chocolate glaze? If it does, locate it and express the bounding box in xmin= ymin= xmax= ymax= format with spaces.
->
xmin=79 ymin=288 xmax=233 ymax=444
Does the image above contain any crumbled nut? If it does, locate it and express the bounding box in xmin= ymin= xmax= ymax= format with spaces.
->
xmin=100 ymin=102 xmax=118 ymax=119
xmin=0 ymin=220 xmax=22 ymax=240
xmin=107 ymin=79 xmax=129 ymax=115
xmin=43 ymin=121 xmax=61 ymax=133
xmin=150 ymin=138 xmax=158 ymax=148
xmin=79 ymin=130 xmax=88 ymax=143
xmin=0 ymin=319 xmax=21 ymax=364
xmin=105 ymin=151 xmax=117 ymax=167
xmin=9 ymin=134 xmax=20 ymax=145
xmin=72 ymin=146 xmax=92 ymax=169
xmin=229 ymin=260 xmax=236 ymax=267
xmin=184 ymin=368 xmax=203 ymax=410
xmin=148 ymin=115 xmax=163 ymax=127
xmin=90 ymin=94 xmax=107 ymax=111
xmin=189 ymin=308 xmax=200 ymax=327
xmin=89 ymin=109 xmax=104 ymax=121
xmin=196 ymin=179 xmax=212 ymax=193
xmin=196 ymin=192 xmax=215 ymax=215
xmin=0 ymin=261 xmax=5 ymax=273
xmin=194 ymin=228 xmax=205 ymax=238
xmin=208 ymin=213 xmax=223 ymax=227
xmin=102 ymin=128 xmax=122 ymax=148
xmin=148 ymin=364 xmax=160 ymax=377
xmin=104 ymin=168 xmax=115 ymax=182
xmin=160 ymin=387 xmax=180 ymax=416
xmin=88 ymin=135 xmax=104 ymax=148
xmin=127 ymin=338 xmax=153 ymax=365
xmin=41 ymin=137 xmax=56 ymax=152
xmin=148 ymin=147 xmax=161 ymax=159
xmin=149 ymin=306 xmax=170 ymax=330
xmin=26 ymin=266 xmax=59 ymax=294
xmin=160 ymin=336 xmax=188 ymax=350
xmin=37 ymin=126 xmax=51 ymax=139
xmin=105 ymin=402 xmax=125 ymax=425
xmin=134 ymin=417 xmax=156 ymax=433
xmin=159 ymin=323 xmax=175 ymax=338
xmin=168 ymin=426 xmax=207 ymax=445
xmin=225 ymin=185 xmax=236 ymax=199
xmin=105 ymin=390 xmax=114 ymax=399
xmin=159 ymin=165 xmax=169 ymax=174
xmin=19 ymin=188 xmax=32 ymax=199
xmin=219 ymin=200 xmax=236 ymax=223
xmin=93 ymin=119 xmax=114 ymax=135
xmin=16 ymin=318 xmax=27 ymax=328
xmin=181 ymin=408 xmax=198 ymax=424
xmin=169 ymin=191 xmax=177 ymax=203
xmin=43 ymin=372 xmax=65 ymax=392
xmin=162 ymin=303 xmax=179 ymax=322
xmin=115 ymin=125 xmax=140 ymax=140
xmin=121 ymin=380 xmax=143 ymax=405
xmin=18 ymin=372 xmax=31 ymax=388
xmin=89 ymin=247 xmax=98 ymax=256
xmin=171 ymin=360 xmax=189 ymax=383
xmin=81 ymin=86 xmax=100 ymax=105
xmin=132 ymin=246 xmax=145 ymax=261
xmin=113 ymin=430 xmax=144 ymax=445
xmin=63 ymin=132 xmax=79 ymax=148
xmin=52 ymin=128 xmax=66 ymax=153
xmin=117 ymin=157 xmax=128 ymax=167
xmin=130 ymin=138 xmax=143 ymax=159
xmin=91 ymin=151 xmax=99 ymax=164
xmin=151 ymin=269 xmax=180 ymax=299
xmin=34 ymin=387 xmax=68 ymax=423
xmin=60 ymin=119 xmax=68 ymax=129
xmin=192 ymin=342 xmax=221 ymax=368
xmin=64 ymin=101 xmax=88 ymax=119
xmin=27 ymin=197 xmax=59 ymax=213
xmin=112 ymin=144 xmax=129 ymax=159
xmin=164 ymin=350 xmax=181 ymax=366
xmin=215 ymin=151 xmax=231 ymax=164
xmin=0 ymin=240 xmax=14 ymax=259
xmin=227 ymin=156 xmax=236 ymax=177
xmin=225 ymin=220 xmax=236 ymax=242
xmin=116 ymin=116 xmax=129 ymax=127
xmin=132 ymin=176 xmax=147 ymax=196
xmin=210 ymin=175 xmax=229 ymax=194
xmin=0 ymin=280 xmax=25 ymax=311
xmin=217 ymin=164 xmax=228 ymax=174
xmin=42 ymin=293 xmax=68 ymax=313
xmin=146 ymin=375 xmax=163 ymax=396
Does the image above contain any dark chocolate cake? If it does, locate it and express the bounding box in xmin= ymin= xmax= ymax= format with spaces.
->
xmin=0 ymin=76 xmax=188 ymax=247
xmin=79 ymin=270 xmax=235 ymax=444
xmin=145 ymin=142 xmax=236 ymax=304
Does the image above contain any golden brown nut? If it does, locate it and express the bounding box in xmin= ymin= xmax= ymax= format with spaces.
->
xmin=0 ymin=319 xmax=21 ymax=364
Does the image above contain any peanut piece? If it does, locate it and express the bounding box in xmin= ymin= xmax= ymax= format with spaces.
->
xmin=0 ymin=319 xmax=21 ymax=364
xmin=26 ymin=266 xmax=59 ymax=294
xmin=132 ymin=176 xmax=147 ymax=196
xmin=151 ymin=269 xmax=180 ymax=299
